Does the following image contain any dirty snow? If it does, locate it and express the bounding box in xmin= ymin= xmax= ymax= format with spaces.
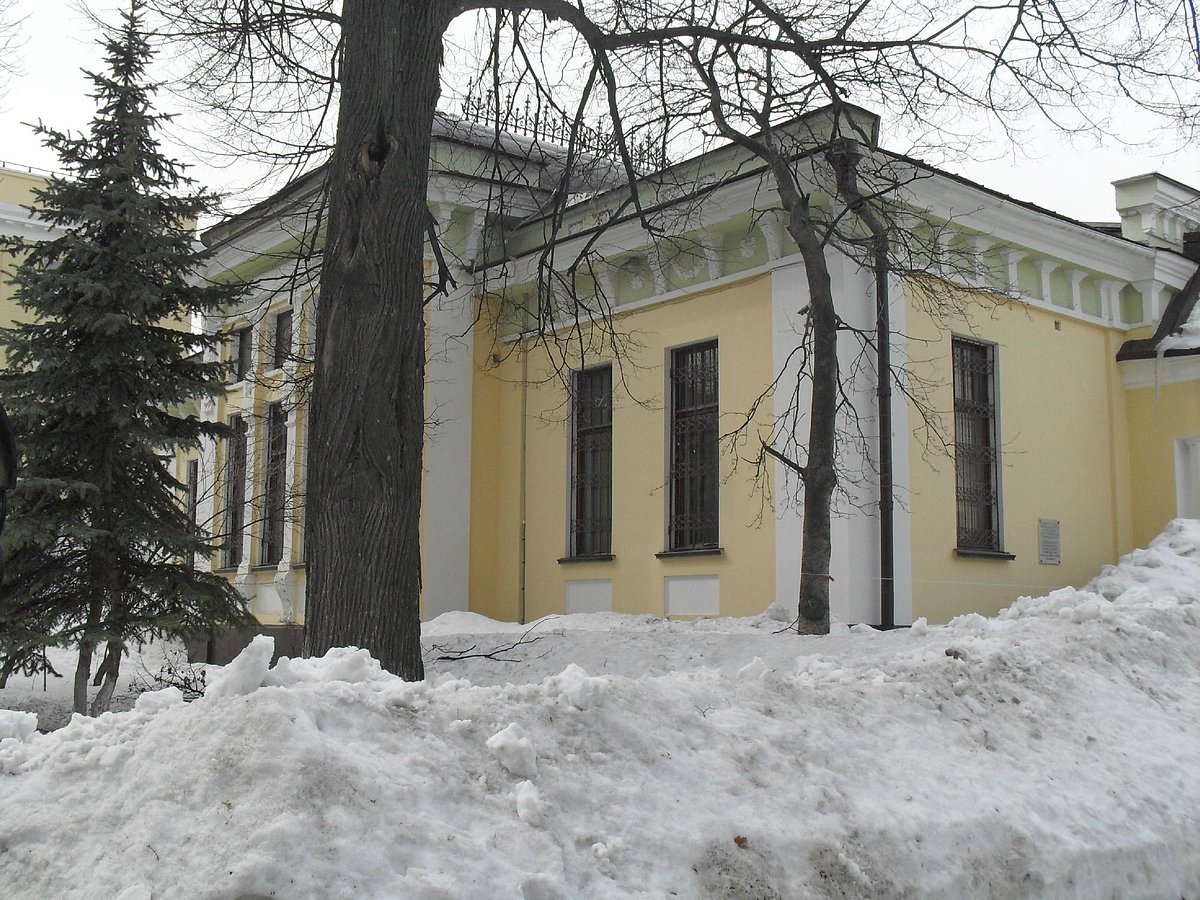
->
xmin=0 ymin=521 xmax=1199 ymax=898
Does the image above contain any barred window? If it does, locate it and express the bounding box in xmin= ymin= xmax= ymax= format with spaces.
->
xmin=953 ymin=337 xmax=1003 ymax=552
xmin=272 ymin=309 xmax=293 ymax=371
xmin=231 ymin=326 xmax=252 ymax=383
xmin=260 ymin=402 xmax=287 ymax=566
xmin=569 ymin=365 xmax=613 ymax=556
xmin=669 ymin=340 xmax=719 ymax=550
xmin=222 ymin=415 xmax=247 ymax=568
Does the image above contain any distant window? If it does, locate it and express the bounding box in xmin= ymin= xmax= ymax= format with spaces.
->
xmin=569 ymin=365 xmax=612 ymax=557
xmin=272 ymin=309 xmax=293 ymax=371
xmin=668 ymin=340 xmax=719 ymax=550
xmin=953 ymin=337 xmax=1003 ymax=552
xmin=260 ymin=402 xmax=287 ymax=566
xmin=222 ymin=416 xmax=248 ymax=567
xmin=185 ymin=459 xmax=200 ymax=567
xmin=184 ymin=459 xmax=199 ymax=528
xmin=231 ymin=327 xmax=252 ymax=383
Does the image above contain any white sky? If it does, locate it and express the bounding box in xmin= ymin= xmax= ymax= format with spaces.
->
xmin=1 ymin=0 xmax=1197 ymax=224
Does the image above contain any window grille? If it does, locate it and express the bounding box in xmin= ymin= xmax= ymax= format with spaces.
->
xmin=260 ymin=402 xmax=287 ymax=565
xmin=669 ymin=340 xmax=719 ymax=550
xmin=272 ymin=309 xmax=293 ymax=371
xmin=222 ymin=416 xmax=247 ymax=567
xmin=953 ymin=337 xmax=1002 ymax=551
xmin=569 ymin=365 xmax=612 ymax=556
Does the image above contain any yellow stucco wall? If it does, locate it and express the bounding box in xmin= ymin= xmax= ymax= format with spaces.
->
xmin=469 ymin=275 xmax=777 ymax=621
xmin=1125 ymin=377 xmax=1200 ymax=547
xmin=905 ymin=282 xmax=1132 ymax=622
xmin=0 ymin=168 xmax=45 ymax=208
xmin=0 ymin=169 xmax=49 ymax=361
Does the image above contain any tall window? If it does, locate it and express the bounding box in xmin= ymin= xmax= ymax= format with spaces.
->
xmin=222 ymin=415 xmax=248 ymax=567
xmin=953 ymin=337 xmax=1003 ymax=551
xmin=184 ymin=459 xmax=199 ymax=527
xmin=231 ymin=326 xmax=252 ymax=383
xmin=261 ymin=402 xmax=287 ymax=565
xmin=272 ymin=309 xmax=293 ymax=370
xmin=668 ymin=340 xmax=719 ymax=550
xmin=569 ymin=365 xmax=612 ymax=556
xmin=184 ymin=459 xmax=200 ymax=567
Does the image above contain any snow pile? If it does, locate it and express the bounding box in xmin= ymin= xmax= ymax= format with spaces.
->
xmin=1086 ymin=517 xmax=1200 ymax=603
xmin=0 ymin=524 xmax=1198 ymax=897
xmin=0 ymin=708 xmax=37 ymax=742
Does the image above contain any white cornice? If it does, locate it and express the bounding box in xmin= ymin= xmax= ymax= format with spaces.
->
xmin=1121 ymin=354 xmax=1200 ymax=389
xmin=898 ymin=166 xmax=1177 ymax=288
xmin=0 ymin=202 xmax=58 ymax=242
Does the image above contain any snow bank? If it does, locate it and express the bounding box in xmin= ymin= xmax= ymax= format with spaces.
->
xmin=0 ymin=708 xmax=37 ymax=742
xmin=0 ymin=523 xmax=1198 ymax=897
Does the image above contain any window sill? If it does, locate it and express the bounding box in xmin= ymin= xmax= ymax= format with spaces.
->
xmin=954 ymin=548 xmax=1016 ymax=561
xmin=214 ymin=566 xmax=240 ymax=574
xmin=557 ymin=554 xmax=615 ymax=565
xmin=656 ymin=547 xmax=723 ymax=559
xmin=252 ymin=563 xmax=285 ymax=572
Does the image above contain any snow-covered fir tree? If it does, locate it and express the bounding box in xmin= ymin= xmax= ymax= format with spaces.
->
xmin=0 ymin=0 xmax=252 ymax=715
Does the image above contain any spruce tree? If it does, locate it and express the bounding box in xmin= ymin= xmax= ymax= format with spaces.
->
xmin=0 ymin=0 xmax=252 ymax=715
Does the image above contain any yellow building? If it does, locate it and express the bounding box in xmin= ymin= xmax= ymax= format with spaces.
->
xmin=0 ymin=165 xmax=59 ymax=347
xmin=187 ymin=111 xmax=1200 ymax=644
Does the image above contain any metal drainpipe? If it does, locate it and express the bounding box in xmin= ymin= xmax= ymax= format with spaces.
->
xmin=873 ymin=231 xmax=895 ymax=630
xmin=518 ymin=343 xmax=529 ymax=625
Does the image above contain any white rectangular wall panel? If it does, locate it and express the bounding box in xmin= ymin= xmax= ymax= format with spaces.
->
xmin=664 ymin=575 xmax=720 ymax=616
xmin=565 ymin=579 xmax=613 ymax=615
xmin=254 ymin=582 xmax=282 ymax=617
xmin=1177 ymin=436 xmax=1200 ymax=519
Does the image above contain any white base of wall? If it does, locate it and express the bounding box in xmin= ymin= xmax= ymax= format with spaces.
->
xmin=665 ymin=575 xmax=720 ymax=616
xmin=566 ymin=579 xmax=613 ymax=615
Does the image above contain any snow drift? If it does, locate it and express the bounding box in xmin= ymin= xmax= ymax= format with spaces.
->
xmin=1 ymin=521 xmax=1199 ymax=898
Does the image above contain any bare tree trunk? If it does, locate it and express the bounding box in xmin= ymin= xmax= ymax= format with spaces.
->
xmin=795 ymin=265 xmax=837 ymax=634
xmin=304 ymin=0 xmax=453 ymax=679
xmin=73 ymin=591 xmax=106 ymax=714
xmin=73 ymin=641 xmax=94 ymax=716
xmin=766 ymin=165 xmax=837 ymax=636
xmin=89 ymin=641 xmax=122 ymax=716
xmin=790 ymin=224 xmax=837 ymax=635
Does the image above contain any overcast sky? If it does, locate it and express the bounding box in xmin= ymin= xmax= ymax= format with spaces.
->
xmin=2 ymin=0 xmax=1196 ymax=225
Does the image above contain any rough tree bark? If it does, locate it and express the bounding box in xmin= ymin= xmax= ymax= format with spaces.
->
xmin=73 ymin=592 xmax=104 ymax=715
xmin=782 ymin=198 xmax=837 ymax=636
xmin=304 ymin=0 xmax=455 ymax=679
xmin=90 ymin=641 xmax=122 ymax=716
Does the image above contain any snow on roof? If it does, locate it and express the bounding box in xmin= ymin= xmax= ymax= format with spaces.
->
xmin=1158 ymin=296 xmax=1200 ymax=353
xmin=2 ymin=521 xmax=1200 ymax=896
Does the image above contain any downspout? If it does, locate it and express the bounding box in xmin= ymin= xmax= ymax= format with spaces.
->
xmin=518 ymin=342 xmax=529 ymax=625
xmin=831 ymin=139 xmax=895 ymax=629
xmin=873 ymin=230 xmax=895 ymax=630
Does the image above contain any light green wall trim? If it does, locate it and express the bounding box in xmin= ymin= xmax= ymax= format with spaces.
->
xmin=1120 ymin=284 xmax=1144 ymax=324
